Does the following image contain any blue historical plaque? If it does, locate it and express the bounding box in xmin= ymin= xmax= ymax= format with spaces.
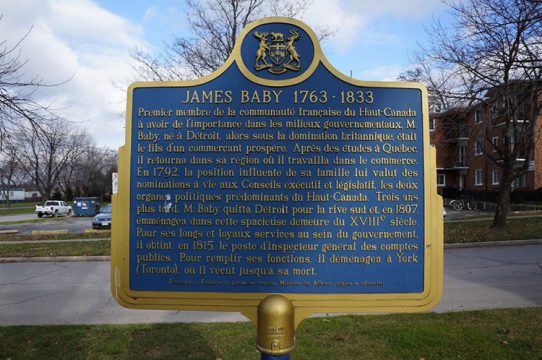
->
xmin=112 ymin=17 xmax=443 ymax=315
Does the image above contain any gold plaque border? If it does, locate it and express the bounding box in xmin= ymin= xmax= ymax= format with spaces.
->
xmin=111 ymin=16 xmax=443 ymax=326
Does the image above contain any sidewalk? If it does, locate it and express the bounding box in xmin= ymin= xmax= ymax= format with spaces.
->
xmin=1 ymin=243 xmax=541 ymax=325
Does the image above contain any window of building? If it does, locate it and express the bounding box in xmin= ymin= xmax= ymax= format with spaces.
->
xmin=491 ymin=100 xmax=505 ymax=119
xmin=512 ymin=128 xmax=526 ymax=160
xmin=475 ymin=140 xmax=483 ymax=155
xmin=459 ymin=120 xmax=469 ymax=138
xmin=429 ymin=118 xmax=436 ymax=131
xmin=513 ymin=174 xmax=526 ymax=189
xmin=515 ymin=94 xmax=526 ymax=120
xmin=492 ymin=170 xmax=499 ymax=185
xmin=458 ymin=146 xmax=466 ymax=166
xmin=437 ymin=174 xmax=446 ymax=187
xmin=475 ymin=109 xmax=483 ymax=124
xmin=475 ymin=169 xmax=484 ymax=186
xmin=491 ymin=136 xmax=498 ymax=151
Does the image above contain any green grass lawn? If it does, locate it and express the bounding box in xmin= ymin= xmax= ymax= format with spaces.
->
xmin=0 ymin=239 xmax=110 ymax=257
xmin=444 ymin=216 xmax=542 ymax=243
xmin=0 ymin=202 xmax=36 ymax=215
xmin=0 ymin=231 xmax=111 ymax=242
xmin=1 ymin=308 xmax=540 ymax=359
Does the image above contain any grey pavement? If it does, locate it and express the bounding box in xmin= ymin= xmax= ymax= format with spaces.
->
xmin=433 ymin=244 xmax=542 ymax=312
xmin=0 ymin=215 xmax=94 ymax=234
xmin=0 ymin=260 xmax=247 ymax=325
xmin=0 ymin=244 xmax=540 ymax=325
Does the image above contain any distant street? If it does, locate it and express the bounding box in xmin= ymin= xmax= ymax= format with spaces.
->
xmin=0 ymin=244 xmax=540 ymax=325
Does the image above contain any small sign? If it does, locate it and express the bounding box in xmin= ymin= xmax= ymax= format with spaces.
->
xmin=112 ymin=172 xmax=118 ymax=195
xmin=112 ymin=17 xmax=443 ymax=319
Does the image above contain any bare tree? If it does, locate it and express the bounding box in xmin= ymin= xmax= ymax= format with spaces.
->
xmin=398 ymin=59 xmax=467 ymax=113
xmin=1 ymin=15 xmax=110 ymax=203
xmin=0 ymin=16 xmax=68 ymax=143
xmin=131 ymin=0 xmax=334 ymax=80
xmin=7 ymin=119 xmax=91 ymax=201
xmin=402 ymin=0 xmax=542 ymax=227
xmin=0 ymin=147 xmax=24 ymax=208
xmin=63 ymin=145 xmax=117 ymax=200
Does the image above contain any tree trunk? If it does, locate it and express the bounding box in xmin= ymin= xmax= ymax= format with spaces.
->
xmin=492 ymin=176 xmax=512 ymax=228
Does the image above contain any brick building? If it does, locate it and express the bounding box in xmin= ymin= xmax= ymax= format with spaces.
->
xmin=430 ymin=86 xmax=542 ymax=196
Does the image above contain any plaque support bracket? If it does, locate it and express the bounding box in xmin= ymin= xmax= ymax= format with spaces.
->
xmin=257 ymin=294 xmax=295 ymax=359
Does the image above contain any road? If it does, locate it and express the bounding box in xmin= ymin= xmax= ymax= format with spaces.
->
xmin=0 ymin=244 xmax=540 ymax=325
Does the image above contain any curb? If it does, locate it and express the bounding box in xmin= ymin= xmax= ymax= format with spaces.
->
xmin=85 ymin=229 xmax=112 ymax=233
xmin=445 ymin=213 xmax=542 ymax=223
xmin=31 ymin=230 xmax=69 ymax=235
xmin=0 ymin=240 xmax=541 ymax=263
xmin=444 ymin=239 xmax=542 ymax=248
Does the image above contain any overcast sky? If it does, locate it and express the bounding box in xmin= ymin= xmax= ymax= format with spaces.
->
xmin=0 ymin=0 xmax=449 ymax=149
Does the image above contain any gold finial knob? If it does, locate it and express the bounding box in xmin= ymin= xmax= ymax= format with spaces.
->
xmin=257 ymin=295 xmax=295 ymax=355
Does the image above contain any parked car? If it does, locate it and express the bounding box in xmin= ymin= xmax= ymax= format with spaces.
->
xmin=35 ymin=200 xmax=72 ymax=218
xmin=92 ymin=204 xmax=112 ymax=229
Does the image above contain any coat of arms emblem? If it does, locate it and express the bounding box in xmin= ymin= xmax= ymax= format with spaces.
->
xmin=253 ymin=30 xmax=301 ymax=74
